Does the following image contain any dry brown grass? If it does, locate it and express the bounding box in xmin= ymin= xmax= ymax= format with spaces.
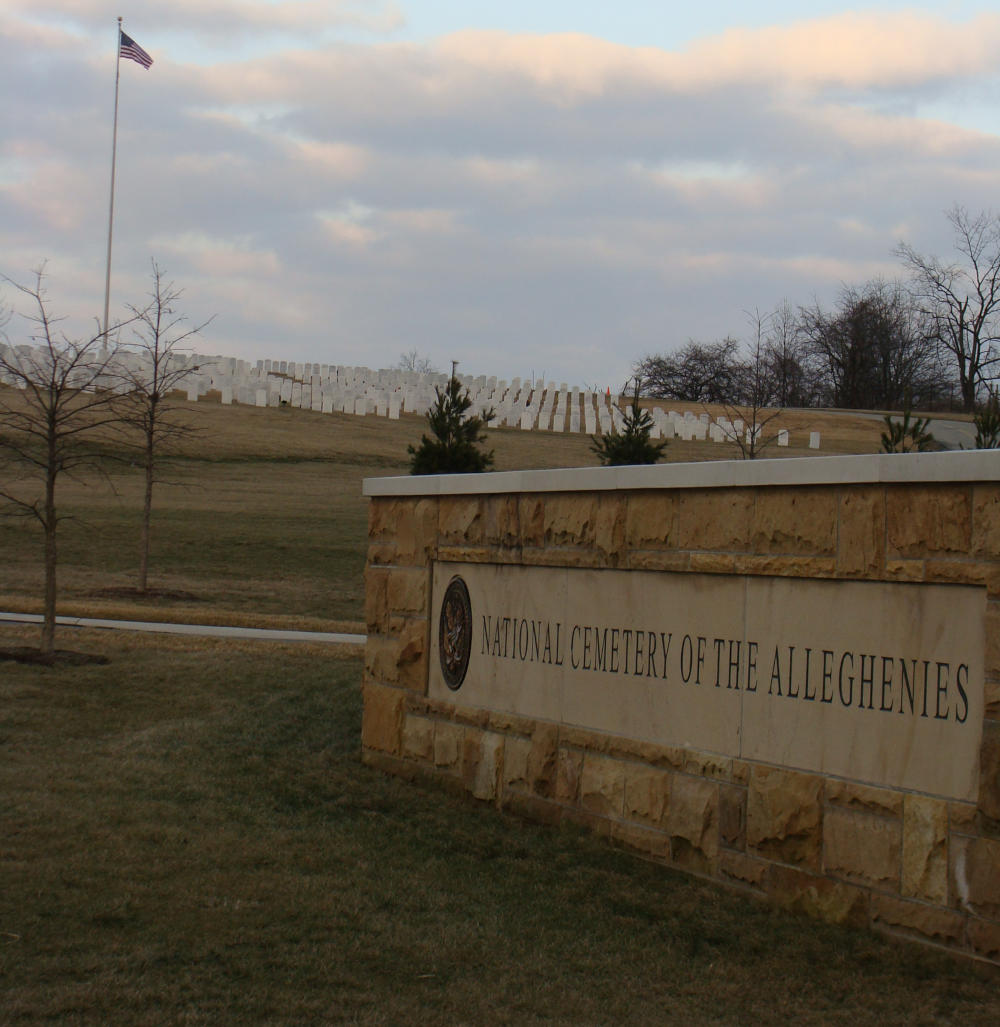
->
xmin=2 ymin=625 xmax=997 ymax=1026
xmin=0 ymin=394 xmax=886 ymax=636
xmin=1 ymin=397 xmax=995 ymax=1023
xmin=186 ymin=394 xmax=884 ymax=463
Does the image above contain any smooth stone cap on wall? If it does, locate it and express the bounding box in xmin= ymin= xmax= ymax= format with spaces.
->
xmin=363 ymin=451 xmax=1000 ymax=497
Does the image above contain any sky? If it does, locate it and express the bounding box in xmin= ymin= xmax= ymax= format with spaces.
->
xmin=2 ymin=2 xmax=1000 ymax=389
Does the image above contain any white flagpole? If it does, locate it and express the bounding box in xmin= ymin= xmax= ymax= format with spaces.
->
xmin=102 ymin=16 xmax=123 ymax=342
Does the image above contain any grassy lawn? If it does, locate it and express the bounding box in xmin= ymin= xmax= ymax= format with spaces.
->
xmin=0 ymin=398 xmax=883 ymax=635
xmin=6 ymin=394 xmax=978 ymax=1023
xmin=2 ymin=625 xmax=997 ymax=1026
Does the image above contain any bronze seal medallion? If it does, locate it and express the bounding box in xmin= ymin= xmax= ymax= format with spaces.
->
xmin=439 ymin=575 xmax=472 ymax=690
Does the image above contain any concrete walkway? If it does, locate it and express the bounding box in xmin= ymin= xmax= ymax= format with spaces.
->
xmin=0 ymin=611 xmax=365 ymax=646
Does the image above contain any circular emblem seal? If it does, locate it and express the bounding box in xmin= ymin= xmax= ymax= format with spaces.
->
xmin=439 ymin=575 xmax=472 ymax=691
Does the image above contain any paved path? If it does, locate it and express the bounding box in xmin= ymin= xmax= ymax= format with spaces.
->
xmin=0 ymin=612 xmax=365 ymax=645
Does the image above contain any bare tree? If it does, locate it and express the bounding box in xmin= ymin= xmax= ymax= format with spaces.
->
xmin=760 ymin=300 xmax=820 ymax=408
xmin=0 ymin=267 xmax=127 ymax=658
xmin=396 ymin=349 xmax=437 ymax=374
xmin=635 ymin=337 xmax=742 ymax=403
xmin=715 ymin=310 xmax=786 ymax=459
xmin=897 ymin=205 xmax=1000 ymax=411
xmin=117 ymin=261 xmax=212 ymax=593
xmin=799 ymin=279 xmax=945 ymax=410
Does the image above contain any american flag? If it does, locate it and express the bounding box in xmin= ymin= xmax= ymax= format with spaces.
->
xmin=119 ymin=31 xmax=153 ymax=69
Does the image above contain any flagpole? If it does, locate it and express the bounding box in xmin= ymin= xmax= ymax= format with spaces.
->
xmin=102 ymin=16 xmax=122 ymax=342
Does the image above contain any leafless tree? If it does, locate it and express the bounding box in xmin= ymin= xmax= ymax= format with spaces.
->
xmin=760 ymin=300 xmax=820 ymax=408
xmin=897 ymin=205 xmax=1000 ymax=411
xmin=117 ymin=261 xmax=213 ymax=593
xmin=0 ymin=267 xmax=127 ymax=658
xmin=715 ymin=310 xmax=786 ymax=459
xmin=396 ymin=348 xmax=437 ymax=374
xmin=635 ymin=337 xmax=742 ymax=403
xmin=799 ymin=280 xmax=945 ymax=410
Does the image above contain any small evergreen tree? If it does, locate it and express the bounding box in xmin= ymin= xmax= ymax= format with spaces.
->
xmin=408 ymin=376 xmax=494 ymax=474
xmin=880 ymin=403 xmax=936 ymax=453
xmin=591 ymin=380 xmax=668 ymax=466
xmin=972 ymin=389 xmax=1000 ymax=449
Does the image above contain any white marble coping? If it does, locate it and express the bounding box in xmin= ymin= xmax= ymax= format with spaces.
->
xmin=363 ymin=451 xmax=1000 ymax=497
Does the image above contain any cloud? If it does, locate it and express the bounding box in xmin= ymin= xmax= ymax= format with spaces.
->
xmin=149 ymin=232 xmax=282 ymax=277
xmin=434 ymin=13 xmax=1000 ymax=94
xmin=7 ymin=0 xmax=404 ymax=40
xmin=3 ymin=7 xmax=1000 ymax=385
xmin=290 ymin=139 xmax=370 ymax=178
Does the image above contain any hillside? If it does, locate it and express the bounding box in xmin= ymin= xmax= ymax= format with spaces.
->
xmin=0 ymin=397 xmax=884 ymax=633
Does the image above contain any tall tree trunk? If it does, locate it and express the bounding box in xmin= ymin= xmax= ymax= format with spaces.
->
xmin=139 ymin=437 xmax=154 ymax=592
xmin=41 ymin=464 xmax=57 ymax=659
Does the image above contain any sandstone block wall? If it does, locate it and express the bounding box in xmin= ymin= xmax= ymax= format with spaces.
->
xmin=362 ymin=462 xmax=1000 ymax=965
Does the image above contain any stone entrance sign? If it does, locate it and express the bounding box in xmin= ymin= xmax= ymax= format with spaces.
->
xmin=430 ymin=562 xmax=983 ymax=801
xmin=363 ymin=452 xmax=1000 ymax=965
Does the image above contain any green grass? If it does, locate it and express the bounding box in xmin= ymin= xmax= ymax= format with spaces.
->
xmin=1 ymin=626 xmax=997 ymax=1025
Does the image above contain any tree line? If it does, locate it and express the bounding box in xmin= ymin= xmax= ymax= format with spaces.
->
xmin=635 ymin=206 xmax=1000 ymax=414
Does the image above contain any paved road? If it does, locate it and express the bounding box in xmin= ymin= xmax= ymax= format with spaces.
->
xmin=825 ymin=410 xmax=977 ymax=450
xmin=0 ymin=611 xmax=365 ymax=645
xmin=924 ymin=417 xmax=976 ymax=450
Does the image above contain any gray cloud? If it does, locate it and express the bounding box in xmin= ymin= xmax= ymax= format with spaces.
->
xmin=3 ymin=10 xmax=1000 ymax=385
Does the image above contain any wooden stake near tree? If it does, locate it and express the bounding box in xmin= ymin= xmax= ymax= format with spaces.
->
xmin=117 ymin=261 xmax=213 ymax=592
xmin=0 ymin=266 xmax=128 ymax=658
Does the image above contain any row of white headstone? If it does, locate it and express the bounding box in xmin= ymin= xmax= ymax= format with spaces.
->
xmin=0 ymin=345 xmax=820 ymax=448
xmin=205 ymin=361 xmax=821 ymax=448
